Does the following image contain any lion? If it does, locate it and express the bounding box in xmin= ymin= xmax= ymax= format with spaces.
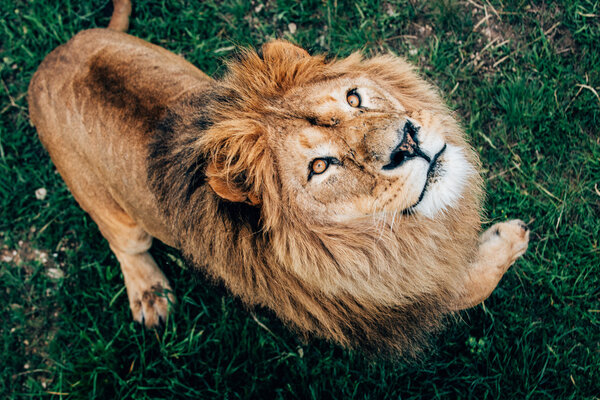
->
xmin=27 ymin=0 xmax=529 ymax=357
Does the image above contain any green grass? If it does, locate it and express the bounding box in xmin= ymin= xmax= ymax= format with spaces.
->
xmin=1 ymin=0 xmax=599 ymax=398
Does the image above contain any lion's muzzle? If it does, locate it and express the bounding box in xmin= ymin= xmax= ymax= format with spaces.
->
xmin=382 ymin=120 xmax=431 ymax=170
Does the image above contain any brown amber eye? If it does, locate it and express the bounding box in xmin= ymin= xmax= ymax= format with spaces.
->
xmin=346 ymin=91 xmax=361 ymax=108
xmin=311 ymin=158 xmax=329 ymax=174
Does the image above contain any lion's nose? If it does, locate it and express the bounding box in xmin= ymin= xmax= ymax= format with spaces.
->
xmin=382 ymin=120 xmax=430 ymax=170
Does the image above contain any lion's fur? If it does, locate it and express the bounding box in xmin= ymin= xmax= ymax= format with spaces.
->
xmin=28 ymin=23 xmax=486 ymax=357
xmin=147 ymin=43 xmax=483 ymax=356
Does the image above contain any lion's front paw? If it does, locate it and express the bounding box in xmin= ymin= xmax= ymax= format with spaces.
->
xmin=127 ymin=280 xmax=175 ymax=328
xmin=451 ymin=219 xmax=530 ymax=310
xmin=116 ymin=251 xmax=176 ymax=328
xmin=480 ymin=219 xmax=530 ymax=273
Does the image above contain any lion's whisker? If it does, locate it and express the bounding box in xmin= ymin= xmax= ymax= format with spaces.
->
xmin=390 ymin=209 xmax=398 ymax=233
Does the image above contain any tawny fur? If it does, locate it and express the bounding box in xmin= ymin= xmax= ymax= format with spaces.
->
xmin=28 ymin=1 xmax=528 ymax=358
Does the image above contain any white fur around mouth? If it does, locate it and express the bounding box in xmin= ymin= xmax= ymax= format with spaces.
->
xmin=412 ymin=144 xmax=476 ymax=218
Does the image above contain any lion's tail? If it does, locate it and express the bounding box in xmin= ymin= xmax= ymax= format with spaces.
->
xmin=108 ymin=0 xmax=132 ymax=32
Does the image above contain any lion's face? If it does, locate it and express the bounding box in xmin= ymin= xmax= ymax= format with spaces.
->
xmin=272 ymin=76 xmax=476 ymax=222
xmin=202 ymin=43 xmax=480 ymax=232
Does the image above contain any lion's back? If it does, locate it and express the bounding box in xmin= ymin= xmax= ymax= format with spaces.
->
xmin=27 ymin=28 xmax=213 ymax=246
xmin=29 ymin=28 xmax=210 ymax=142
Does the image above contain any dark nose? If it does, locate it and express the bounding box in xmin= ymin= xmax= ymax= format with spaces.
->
xmin=382 ymin=120 xmax=430 ymax=170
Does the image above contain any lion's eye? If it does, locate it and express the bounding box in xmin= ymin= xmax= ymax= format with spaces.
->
xmin=308 ymin=157 xmax=341 ymax=180
xmin=311 ymin=158 xmax=329 ymax=174
xmin=346 ymin=90 xmax=361 ymax=108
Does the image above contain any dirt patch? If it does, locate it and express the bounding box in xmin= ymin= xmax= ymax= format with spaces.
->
xmin=523 ymin=2 xmax=576 ymax=55
xmin=465 ymin=1 xmax=577 ymax=73
xmin=459 ymin=1 xmax=519 ymax=73
xmin=2 ymin=240 xmax=53 ymax=267
xmin=404 ymin=19 xmax=435 ymax=48
xmin=1 ymin=230 xmax=78 ymax=392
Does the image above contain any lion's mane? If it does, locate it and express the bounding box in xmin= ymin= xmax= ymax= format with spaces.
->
xmin=148 ymin=46 xmax=483 ymax=358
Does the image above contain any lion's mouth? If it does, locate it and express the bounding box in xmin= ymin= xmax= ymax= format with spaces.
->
xmin=402 ymin=144 xmax=447 ymax=215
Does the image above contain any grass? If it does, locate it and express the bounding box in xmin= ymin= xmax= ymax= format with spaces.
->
xmin=1 ymin=0 xmax=599 ymax=398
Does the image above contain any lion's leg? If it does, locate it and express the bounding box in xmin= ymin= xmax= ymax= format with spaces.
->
xmin=49 ymin=151 xmax=175 ymax=327
xmin=451 ymin=219 xmax=529 ymax=310
xmin=90 ymin=206 xmax=175 ymax=327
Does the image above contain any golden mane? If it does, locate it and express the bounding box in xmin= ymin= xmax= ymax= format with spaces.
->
xmin=147 ymin=43 xmax=484 ymax=357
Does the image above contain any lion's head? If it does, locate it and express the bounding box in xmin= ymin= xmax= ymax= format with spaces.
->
xmin=149 ymin=41 xmax=484 ymax=357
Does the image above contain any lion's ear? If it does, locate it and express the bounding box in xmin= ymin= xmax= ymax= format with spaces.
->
xmin=201 ymin=120 xmax=267 ymax=206
xmin=261 ymin=40 xmax=309 ymax=61
xmin=206 ymin=162 xmax=261 ymax=206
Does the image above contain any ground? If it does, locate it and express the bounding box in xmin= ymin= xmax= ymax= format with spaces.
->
xmin=1 ymin=0 xmax=599 ymax=398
